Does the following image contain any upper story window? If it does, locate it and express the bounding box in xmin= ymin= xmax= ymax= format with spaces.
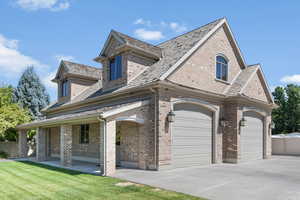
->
xmin=80 ymin=124 xmax=89 ymax=144
xmin=61 ymin=80 xmax=68 ymax=97
xmin=216 ymin=55 xmax=228 ymax=81
xmin=109 ymin=55 xmax=122 ymax=81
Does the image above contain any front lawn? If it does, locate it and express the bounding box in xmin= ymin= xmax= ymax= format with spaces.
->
xmin=0 ymin=161 xmax=205 ymax=200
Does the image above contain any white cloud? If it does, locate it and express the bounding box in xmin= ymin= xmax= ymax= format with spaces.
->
xmin=169 ymin=22 xmax=187 ymax=33
xmin=15 ymin=0 xmax=70 ymax=11
xmin=133 ymin=18 xmax=151 ymax=26
xmin=0 ymin=34 xmax=48 ymax=77
xmin=280 ymin=74 xmax=300 ymax=84
xmin=50 ymin=1 xmax=69 ymax=11
xmin=133 ymin=19 xmax=188 ymax=39
xmin=54 ymin=54 xmax=76 ymax=63
xmin=42 ymin=71 xmax=57 ymax=89
xmin=134 ymin=29 xmax=164 ymax=41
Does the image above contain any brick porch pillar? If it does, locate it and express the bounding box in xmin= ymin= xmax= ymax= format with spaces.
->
xmin=60 ymin=125 xmax=72 ymax=166
xmin=18 ymin=129 xmax=28 ymax=158
xmin=223 ymin=102 xmax=242 ymax=163
xmin=36 ymin=128 xmax=47 ymax=161
xmin=100 ymin=119 xmax=116 ymax=176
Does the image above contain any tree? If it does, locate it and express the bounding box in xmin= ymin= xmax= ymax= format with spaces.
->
xmin=285 ymin=84 xmax=300 ymax=133
xmin=14 ymin=66 xmax=50 ymax=119
xmin=272 ymin=84 xmax=300 ymax=134
xmin=0 ymin=86 xmax=31 ymax=141
xmin=272 ymin=86 xmax=287 ymax=134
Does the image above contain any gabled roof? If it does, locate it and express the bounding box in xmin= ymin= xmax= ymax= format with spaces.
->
xmin=44 ymin=18 xmax=272 ymax=113
xmin=126 ymin=18 xmax=226 ymax=88
xmin=52 ymin=60 xmax=102 ymax=82
xmin=96 ymin=30 xmax=162 ymax=60
xmin=226 ymin=65 xmax=259 ymax=96
xmin=227 ymin=64 xmax=274 ymax=103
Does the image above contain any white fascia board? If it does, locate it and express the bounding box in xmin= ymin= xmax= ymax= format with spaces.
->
xmin=101 ymin=100 xmax=150 ymax=118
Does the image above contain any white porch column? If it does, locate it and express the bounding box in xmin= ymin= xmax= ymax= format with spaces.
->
xmin=100 ymin=119 xmax=116 ymax=176
xmin=60 ymin=125 xmax=72 ymax=166
xmin=36 ymin=128 xmax=47 ymax=161
xmin=18 ymin=130 xmax=28 ymax=158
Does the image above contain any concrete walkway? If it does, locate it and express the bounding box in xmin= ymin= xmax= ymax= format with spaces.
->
xmin=114 ymin=156 xmax=300 ymax=200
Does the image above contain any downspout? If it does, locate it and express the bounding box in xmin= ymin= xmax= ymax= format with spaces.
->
xmin=97 ymin=115 xmax=107 ymax=176
xmin=149 ymin=88 xmax=158 ymax=170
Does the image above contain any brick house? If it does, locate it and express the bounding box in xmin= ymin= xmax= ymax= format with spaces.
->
xmin=17 ymin=18 xmax=275 ymax=176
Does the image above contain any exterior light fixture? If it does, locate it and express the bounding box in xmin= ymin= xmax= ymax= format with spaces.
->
xmin=219 ymin=118 xmax=227 ymax=127
xmin=240 ymin=117 xmax=247 ymax=127
xmin=167 ymin=111 xmax=176 ymax=123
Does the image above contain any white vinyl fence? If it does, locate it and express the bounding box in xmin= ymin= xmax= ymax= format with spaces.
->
xmin=272 ymin=133 xmax=300 ymax=155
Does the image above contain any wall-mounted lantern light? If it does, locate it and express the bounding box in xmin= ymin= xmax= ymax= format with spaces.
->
xmin=167 ymin=111 xmax=176 ymax=123
xmin=219 ymin=118 xmax=227 ymax=127
xmin=240 ymin=117 xmax=247 ymax=127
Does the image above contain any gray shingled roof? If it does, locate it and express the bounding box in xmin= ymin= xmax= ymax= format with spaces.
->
xmin=226 ymin=65 xmax=259 ymax=96
xmin=53 ymin=60 xmax=102 ymax=81
xmin=20 ymin=99 xmax=148 ymax=129
xmin=125 ymin=18 xmax=223 ymax=88
xmin=46 ymin=18 xmax=224 ymax=111
xmin=112 ymin=30 xmax=162 ymax=58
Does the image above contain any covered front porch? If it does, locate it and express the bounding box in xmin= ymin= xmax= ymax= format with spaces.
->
xmin=17 ymin=100 xmax=154 ymax=176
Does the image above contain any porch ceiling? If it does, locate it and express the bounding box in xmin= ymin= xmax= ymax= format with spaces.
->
xmin=17 ymin=99 xmax=149 ymax=130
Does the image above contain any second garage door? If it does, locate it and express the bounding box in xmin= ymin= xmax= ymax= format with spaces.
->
xmin=171 ymin=103 xmax=213 ymax=168
xmin=241 ymin=112 xmax=263 ymax=161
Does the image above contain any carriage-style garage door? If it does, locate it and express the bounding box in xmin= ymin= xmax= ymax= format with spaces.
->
xmin=241 ymin=112 xmax=263 ymax=161
xmin=171 ymin=103 xmax=213 ymax=168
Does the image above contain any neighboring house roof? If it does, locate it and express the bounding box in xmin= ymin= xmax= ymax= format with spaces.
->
xmin=52 ymin=60 xmax=102 ymax=82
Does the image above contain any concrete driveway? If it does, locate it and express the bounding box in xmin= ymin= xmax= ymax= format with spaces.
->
xmin=114 ymin=156 xmax=300 ymax=200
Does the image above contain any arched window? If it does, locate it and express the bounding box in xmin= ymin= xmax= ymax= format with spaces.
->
xmin=216 ymin=55 xmax=228 ymax=81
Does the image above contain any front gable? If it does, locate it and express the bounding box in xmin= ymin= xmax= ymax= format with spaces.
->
xmin=241 ymin=69 xmax=273 ymax=103
xmin=167 ymin=25 xmax=243 ymax=94
xmin=101 ymin=34 xmax=124 ymax=58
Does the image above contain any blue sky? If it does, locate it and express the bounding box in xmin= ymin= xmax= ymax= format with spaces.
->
xmin=0 ymin=0 xmax=299 ymax=101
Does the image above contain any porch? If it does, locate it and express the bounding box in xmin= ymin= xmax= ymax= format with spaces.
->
xmin=22 ymin=157 xmax=101 ymax=174
xmin=16 ymin=100 xmax=155 ymax=176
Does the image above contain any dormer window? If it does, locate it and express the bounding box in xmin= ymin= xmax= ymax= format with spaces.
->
xmin=216 ymin=55 xmax=228 ymax=81
xmin=109 ymin=55 xmax=122 ymax=80
xmin=61 ymin=80 xmax=68 ymax=97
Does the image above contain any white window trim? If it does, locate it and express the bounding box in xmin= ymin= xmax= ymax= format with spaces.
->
xmin=215 ymin=54 xmax=229 ymax=82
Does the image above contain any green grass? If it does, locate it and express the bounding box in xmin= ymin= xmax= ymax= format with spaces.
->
xmin=0 ymin=161 xmax=205 ymax=200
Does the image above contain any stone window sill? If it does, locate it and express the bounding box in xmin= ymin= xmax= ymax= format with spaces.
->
xmin=215 ymin=78 xmax=231 ymax=85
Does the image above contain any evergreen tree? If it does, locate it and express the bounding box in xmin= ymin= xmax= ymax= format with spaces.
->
xmin=272 ymin=86 xmax=287 ymax=134
xmin=272 ymin=84 xmax=300 ymax=134
xmin=285 ymin=84 xmax=300 ymax=133
xmin=14 ymin=66 xmax=50 ymax=119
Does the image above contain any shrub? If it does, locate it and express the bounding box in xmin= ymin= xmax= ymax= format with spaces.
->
xmin=0 ymin=151 xmax=8 ymax=159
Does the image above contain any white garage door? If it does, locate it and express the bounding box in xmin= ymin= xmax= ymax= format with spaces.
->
xmin=171 ymin=103 xmax=212 ymax=168
xmin=241 ymin=112 xmax=263 ymax=161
